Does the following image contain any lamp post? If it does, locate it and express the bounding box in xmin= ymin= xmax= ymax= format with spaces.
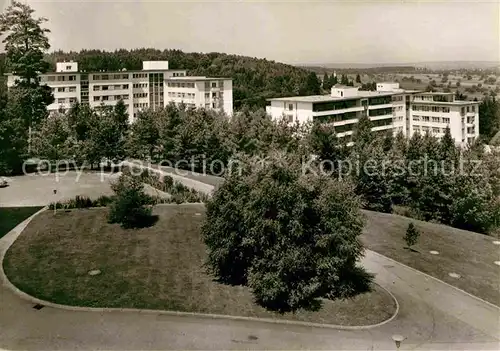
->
xmin=53 ymin=189 xmax=57 ymax=215
xmin=392 ymin=335 xmax=406 ymax=350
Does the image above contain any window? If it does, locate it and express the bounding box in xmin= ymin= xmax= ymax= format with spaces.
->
xmin=212 ymin=82 xmax=217 ymax=88
xmin=422 ymin=116 xmax=430 ymax=122
xmin=413 ymin=115 xmax=420 ymax=121
xmin=69 ymin=87 xmax=76 ymax=92
xmin=93 ymin=75 xmax=100 ymax=81
xmin=94 ymin=96 xmax=100 ymax=101
xmin=467 ymin=106 xmax=470 ymax=112
xmin=461 ymin=107 xmax=465 ymax=115
xmin=66 ymin=65 xmax=72 ymax=70
xmin=102 ymin=86 xmax=109 ymax=91
xmin=212 ymin=92 xmax=217 ymax=98
xmin=102 ymin=96 xmax=109 ymax=101
xmin=57 ymin=76 xmax=65 ymax=82
xmin=57 ymin=87 xmax=65 ymax=92
xmin=102 ymin=75 xmax=109 ymax=80
xmin=205 ymin=93 xmax=210 ymax=98
xmin=432 ymin=117 xmax=440 ymax=123
xmin=123 ymin=84 xmax=129 ymax=89
xmin=69 ymin=75 xmax=76 ymax=81
xmin=432 ymin=127 xmax=440 ymax=133
xmin=123 ymin=95 xmax=129 ymax=100
xmin=57 ymin=98 xmax=65 ymax=104
xmin=122 ymin=74 xmax=129 ymax=79
xmin=93 ymin=86 xmax=100 ymax=91
xmin=442 ymin=118 xmax=450 ymax=124
xmin=48 ymin=76 xmax=56 ymax=82
xmin=472 ymin=105 xmax=475 ymax=112
xmin=69 ymin=98 xmax=76 ymax=104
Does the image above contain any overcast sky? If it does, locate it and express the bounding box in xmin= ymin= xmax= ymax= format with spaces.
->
xmin=4 ymin=0 xmax=500 ymax=64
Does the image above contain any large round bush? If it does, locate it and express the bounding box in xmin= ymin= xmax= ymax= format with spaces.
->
xmin=201 ymin=152 xmax=372 ymax=312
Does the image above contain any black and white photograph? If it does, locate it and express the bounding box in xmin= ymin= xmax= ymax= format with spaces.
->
xmin=0 ymin=0 xmax=499 ymax=350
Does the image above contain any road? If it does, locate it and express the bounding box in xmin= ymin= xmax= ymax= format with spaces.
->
xmin=0 ymin=170 xmax=499 ymax=350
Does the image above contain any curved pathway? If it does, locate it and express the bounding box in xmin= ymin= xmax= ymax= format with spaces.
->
xmin=0 ymin=170 xmax=499 ymax=350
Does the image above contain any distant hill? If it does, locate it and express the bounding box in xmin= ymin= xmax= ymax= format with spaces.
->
xmin=299 ymin=61 xmax=500 ymax=71
xmin=40 ymin=49 xmax=322 ymax=110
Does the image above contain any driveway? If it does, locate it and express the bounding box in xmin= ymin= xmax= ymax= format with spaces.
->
xmin=0 ymin=170 xmax=499 ymax=350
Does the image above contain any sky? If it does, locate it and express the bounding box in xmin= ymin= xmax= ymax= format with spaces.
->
xmin=2 ymin=0 xmax=499 ymax=65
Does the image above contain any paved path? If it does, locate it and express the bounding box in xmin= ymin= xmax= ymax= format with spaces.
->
xmin=0 ymin=170 xmax=499 ymax=350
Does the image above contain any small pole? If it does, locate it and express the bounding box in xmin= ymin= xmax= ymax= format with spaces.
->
xmin=392 ymin=335 xmax=405 ymax=350
xmin=53 ymin=189 xmax=57 ymax=215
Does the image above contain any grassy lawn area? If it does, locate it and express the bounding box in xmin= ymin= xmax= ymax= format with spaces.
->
xmin=0 ymin=207 xmax=43 ymax=239
xmin=361 ymin=210 xmax=500 ymax=307
xmin=4 ymin=205 xmax=395 ymax=326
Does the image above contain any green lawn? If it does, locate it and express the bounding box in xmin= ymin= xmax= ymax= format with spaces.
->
xmin=0 ymin=207 xmax=43 ymax=239
xmin=361 ymin=210 xmax=500 ymax=307
xmin=4 ymin=205 xmax=396 ymax=326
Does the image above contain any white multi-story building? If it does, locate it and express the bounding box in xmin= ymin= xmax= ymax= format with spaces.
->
xmin=6 ymin=60 xmax=233 ymax=123
xmin=165 ymin=76 xmax=233 ymax=114
xmin=408 ymin=92 xmax=479 ymax=146
xmin=266 ymin=83 xmax=479 ymax=146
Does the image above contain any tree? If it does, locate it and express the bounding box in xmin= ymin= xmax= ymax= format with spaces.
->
xmin=404 ymin=223 xmax=420 ymax=248
xmin=86 ymin=109 xmax=125 ymax=168
xmin=329 ymin=74 xmax=338 ymax=87
xmin=31 ymin=112 xmax=73 ymax=162
xmin=0 ymin=1 xmax=51 ymax=86
xmin=322 ymin=72 xmax=331 ymax=91
xmin=479 ymin=96 xmax=500 ymax=140
xmin=108 ymin=170 xmax=154 ymax=229
xmin=355 ymin=74 xmax=361 ymax=83
xmin=300 ymin=72 xmax=321 ymax=95
xmin=113 ymin=99 xmax=129 ymax=136
xmin=0 ymin=90 xmax=27 ymax=175
xmin=0 ymin=0 xmax=54 ymax=151
xmin=341 ymin=74 xmax=349 ymax=85
xmin=201 ymin=152 xmax=372 ymax=312
xmin=308 ymin=122 xmax=348 ymax=174
xmin=352 ymin=114 xmax=374 ymax=153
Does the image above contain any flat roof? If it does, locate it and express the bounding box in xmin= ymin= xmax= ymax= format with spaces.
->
xmin=417 ymin=91 xmax=455 ymax=95
xmin=166 ymin=76 xmax=232 ymax=81
xmin=4 ymin=69 xmax=187 ymax=76
xmin=268 ymin=91 xmax=406 ymax=103
xmin=413 ymin=100 xmax=478 ymax=105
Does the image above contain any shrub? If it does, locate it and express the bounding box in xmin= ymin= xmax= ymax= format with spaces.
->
xmin=404 ymin=223 xmax=420 ymax=248
xmin=108 ymin=172 xmax=153 ymax=229
xmin=49 ymin=195 xmax=114 ymax=210
xmin=163 ymin=175 xmax=174 ymax=189
xmin=201 ymin=152 xmax=372 ymax=313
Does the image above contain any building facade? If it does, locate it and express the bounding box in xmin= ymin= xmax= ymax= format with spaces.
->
xmin=6 ymin=61 xmax=233 ymax=123
xmin=266 ymin=83 xmax=479 ymax=146
xmin=165 ymin=76 xmax=233 ymax=115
